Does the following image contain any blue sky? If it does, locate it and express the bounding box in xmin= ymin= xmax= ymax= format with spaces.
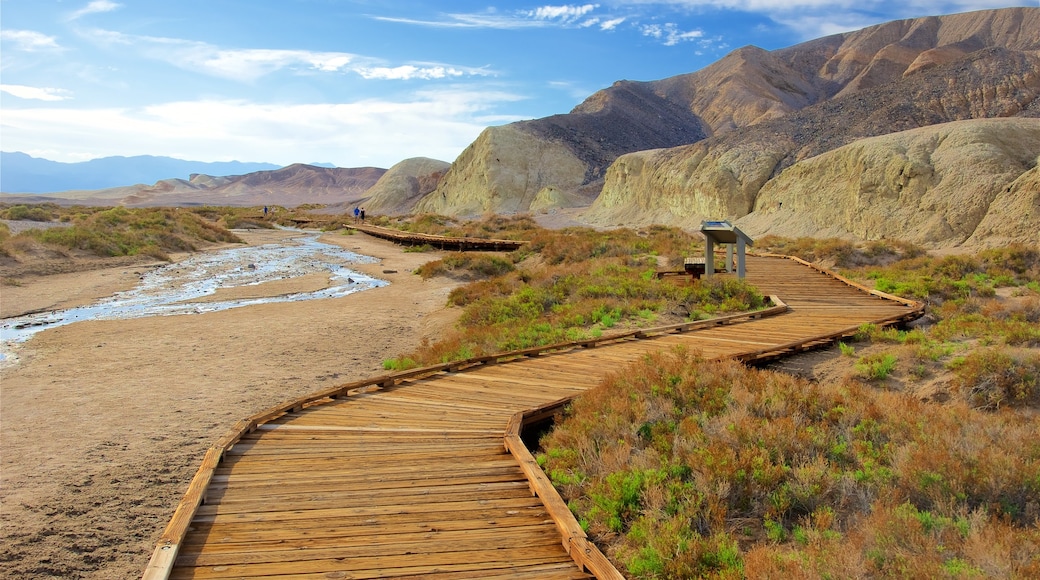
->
xmin=1 ymin=1 xmax=1032 ymax=168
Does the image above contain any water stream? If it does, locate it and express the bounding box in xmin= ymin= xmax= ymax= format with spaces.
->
xmin=0 ymin=230 xmax=387 ymax=351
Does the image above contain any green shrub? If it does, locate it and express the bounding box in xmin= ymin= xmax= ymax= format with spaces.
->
xmin=855 ymin=352 xmax=898 ymax=380
xmin=540 ymin=351 xmax=1040 ymax=578
xmin=2 ymin=204 xmax=56 ymax=221
xmin=951 ymin=348 xmax=1040 ymax=410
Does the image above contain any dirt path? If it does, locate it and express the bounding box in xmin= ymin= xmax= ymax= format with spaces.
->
xmin=0 ymin=229 xmax=462 ymax=579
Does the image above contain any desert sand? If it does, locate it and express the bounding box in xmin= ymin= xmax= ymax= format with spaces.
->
xmin=0 ymin=229 xmax=462 ymax=578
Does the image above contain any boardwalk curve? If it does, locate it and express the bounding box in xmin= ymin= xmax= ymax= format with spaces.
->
xmin=146 ymin=254 xmax=922 ymax=579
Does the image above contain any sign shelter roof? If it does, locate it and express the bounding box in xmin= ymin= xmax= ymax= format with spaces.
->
xmin=700 ymin=220 xmax=753 ymax=278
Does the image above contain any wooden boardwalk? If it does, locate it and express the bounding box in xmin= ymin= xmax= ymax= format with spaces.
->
xmin=346 ymin=224 xmax=526 ymax=251
xmin=146 ymin=255 xmax=922 ymax=579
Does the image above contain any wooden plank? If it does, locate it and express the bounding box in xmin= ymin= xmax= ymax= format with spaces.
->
xmin=183 ymin=512 xmax=558 ymax=547
xmin=177 ymin=525 xmax=566 ymax=565
xmin=234 ymin=562 xmax=592 ymax=580
xmin=193 ymin=496 xmax=550 ymax=524
xmin=170 ymin=546 xmax=577 ymax=579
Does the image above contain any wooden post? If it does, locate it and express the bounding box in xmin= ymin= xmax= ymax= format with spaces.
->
xmin=704 ymin=236 xmax=715 ymax=277
xmin=737 ymin=237 xmax=747 ymax=278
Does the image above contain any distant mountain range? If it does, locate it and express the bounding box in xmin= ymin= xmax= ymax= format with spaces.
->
xmin=0 ymin=152 xmax=285 ymax=194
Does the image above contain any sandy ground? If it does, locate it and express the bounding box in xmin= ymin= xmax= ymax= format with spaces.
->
xmin=0 ymin=229 xmax=462 ymax=578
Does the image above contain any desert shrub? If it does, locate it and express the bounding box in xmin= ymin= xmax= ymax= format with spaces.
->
xmin=423 ymin=258 xmax=763 ymax=362
xmin=930 ymin=298 xmax=1040 ymax=347
xmin=415 ymin=252 xmax=515 ymax=279
xmin=4 ymin=206 xmax=242 ymax=260
xmin=382 ymin=357 xmax=419 ymax=371
xmin=950 ymin=348 xmax=1040 ymax=410
xmin=402 ymin=243 xmax=434 ymax=253
xmin=386 ymin=220 xmax=761 ymax=366
xmin=1 ymin=203 xmax=57 ymax=221
xmin=540 ymin=350 xmax=1040 ymax=578
xmin=855 ymin=352 xmax=899 ymax=380
xmin=521 ymin=226 xmax=699 ymax=267
xmin=853 ymin=244 xmax=1039 ymax=306
xmin=756 ymin=236 xmax=924 ymax=269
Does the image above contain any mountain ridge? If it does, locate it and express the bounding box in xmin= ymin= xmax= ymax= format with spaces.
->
xmin=0 ymin=152 xmax=283 ymax=194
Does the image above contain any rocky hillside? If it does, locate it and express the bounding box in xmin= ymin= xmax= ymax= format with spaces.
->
xmin=414 ymin=83 xmax=705 ymax=216
xmin=3 ymin=164 xmax=386 ymax=208
xmin=585 ymin=43 xmax=1040 ymax=225
xmin=735 ymin=118 xmax=1040 ymax=248
xmin=419 ymin=7 xmax=1040 ymax=247
xmin=360 ymin=157 xmax=451 ymax=216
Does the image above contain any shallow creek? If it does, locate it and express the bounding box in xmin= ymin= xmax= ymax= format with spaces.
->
xmin=0 ymin=230 xmax=386 ymax=350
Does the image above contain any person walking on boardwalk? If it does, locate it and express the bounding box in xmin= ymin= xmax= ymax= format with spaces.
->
xmin=353 ymin=206 xmax=360 ymax=223
xmin=360 ymin=207 xmax=366 ymax=222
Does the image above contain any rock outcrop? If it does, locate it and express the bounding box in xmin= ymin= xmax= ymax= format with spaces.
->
xmin=415 ymin=81 xmax=706 ymax=217
xmin=414 ymin=125 xmax=591 ymax=217
xmin=735 ymin=118 xmax=1040 ymax=248
xmin=585 ymin=44 xmax=1040 ymax=233
xmin=360 ymin=157 xmax=450 ymax=216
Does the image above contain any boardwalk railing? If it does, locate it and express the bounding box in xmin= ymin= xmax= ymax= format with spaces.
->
xmin=346 ymin=224 xmax=526 ymax=251
xmin=504 ymin=398 xmax=626 ymax=579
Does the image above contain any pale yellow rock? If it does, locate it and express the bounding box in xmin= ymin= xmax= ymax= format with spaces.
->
xmin=414 ymin=125 xmax=587 ymax=217
xmin=362 ymin=157 xmax=450 ymax=216
xmin=965 ymin=165 xmax=1040 ymax=248
xmin=584 ymin=141 xmax=787 ymax=227
xmin=738 ymin=118 xmax=1040 ymax=247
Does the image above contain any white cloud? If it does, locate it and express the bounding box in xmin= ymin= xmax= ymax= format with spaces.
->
xmin=600 ymin=17 xmax=628 ymax=31
xmin=373 ymin=13 xmax=539 ymax=29
xmin=376 ymin=5 xmax=605 ymax=29
xmin=0 ymin=90 xmax=527 ymax=167
xmin=81 ymin=29 xmax=490 ymax=83
xmin=641 ymin=23 xmax=704 ymax=45
xmin=0 ymin=85 xmax=73 ymax=101
xmin=0 ymin=30 xmax=62 ymax=52
xmin=192 ymin=48 xmax=359 ymax=82
xmin=528 ymin=4 xmax=600 ymax=22
xmin=68 ymin=0 xmax=122 ymax=21
xmin=355 ymin=65 xmax=477 ymax=81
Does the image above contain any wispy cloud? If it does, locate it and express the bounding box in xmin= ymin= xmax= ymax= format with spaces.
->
xmin=355 ymin=65 xmax=483 ymax=81
xmin=526 ymin=4 xmax=600 ymax=23
xmin=1 ymin=89 xmax=526 ymax=166
xmin=372 ymin=13 xmax=541 ymax=29
xmin=372 ymin=4 xmax=608 ymax=30
xmin=0 ymin=30 xmax=63 ymax=52
xmin=82 ymin=29 xmax=491 ymax=83
xmin=640 ymin=23 xmax=704 ymax=46
xmin=0 ymin=84 xmax=73 ymax=101
xmin=68 ymin=0 xmax=122 ymax=21
xmin=372 ymin=4 xmax=709 ymax=46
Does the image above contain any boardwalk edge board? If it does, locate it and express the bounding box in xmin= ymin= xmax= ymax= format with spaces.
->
xmin=144 ymin=253 xmax=924 ymax=580
xmin=504 ymin=398 xmax=626 ymax=579
xmin=346 ymin=224 xmax=526 ymax=251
